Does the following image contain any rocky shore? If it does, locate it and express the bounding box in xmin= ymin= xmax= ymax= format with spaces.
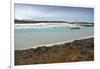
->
xmin=15 ymin=38 xmax=94 ymax=65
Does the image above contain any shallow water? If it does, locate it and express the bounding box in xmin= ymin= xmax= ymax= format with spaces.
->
xmin=15 ymin=26 xmax=94 ymax=50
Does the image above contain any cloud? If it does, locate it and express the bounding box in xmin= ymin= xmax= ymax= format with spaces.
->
xmin=15 ymin=3 xmax=94 ymax=22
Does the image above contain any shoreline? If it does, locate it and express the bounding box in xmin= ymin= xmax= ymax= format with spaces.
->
xmin=15 ymin=37 xmax=94 ymax=65
xmin=15 ymin=35 xmax=93 ymax=50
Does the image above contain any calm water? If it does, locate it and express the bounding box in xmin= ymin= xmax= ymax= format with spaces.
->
xmin=15 ymin=26 xmax=94 ymax=50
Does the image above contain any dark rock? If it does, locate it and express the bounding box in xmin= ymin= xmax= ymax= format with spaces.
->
xmin=15 ymin=38 xmax=94 ymax=65
xmin=35 ymin=46 xmax=47 ymax=53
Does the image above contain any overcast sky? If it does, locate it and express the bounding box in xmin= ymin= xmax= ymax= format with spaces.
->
xmin=15 ymin=3 xmax=94 ymax=22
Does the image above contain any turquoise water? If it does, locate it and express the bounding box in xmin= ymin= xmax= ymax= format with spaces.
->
xmin=15 ymin=27 xmax=94 ymax=50
xmin=16 ymin=27 xmax=71 ymax=32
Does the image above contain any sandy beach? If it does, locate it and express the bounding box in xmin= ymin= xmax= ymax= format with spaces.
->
xmin=16 ymin=36 xmax=93 ymax=50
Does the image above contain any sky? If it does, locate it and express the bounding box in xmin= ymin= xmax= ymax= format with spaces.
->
xmin=15 ymin=3 xmax=94 ymax=22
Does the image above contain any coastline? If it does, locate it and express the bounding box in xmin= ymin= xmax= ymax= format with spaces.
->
xmin=15 ymin=37 xmax=94 ymax=65
xmin=15 ymin=36 xmax=93 ymax=50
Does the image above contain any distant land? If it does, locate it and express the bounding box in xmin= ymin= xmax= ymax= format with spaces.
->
xmin=15 ymin=19 xmax=93 ymax=23
xmin=15 ymin=19 xmax=94 ymax=27
xmin=15 ymin=19 xmax=67 ymax=23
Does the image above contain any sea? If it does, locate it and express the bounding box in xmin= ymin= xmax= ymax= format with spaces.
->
xmin=15 ymin=23 xmax=94 ymax=50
